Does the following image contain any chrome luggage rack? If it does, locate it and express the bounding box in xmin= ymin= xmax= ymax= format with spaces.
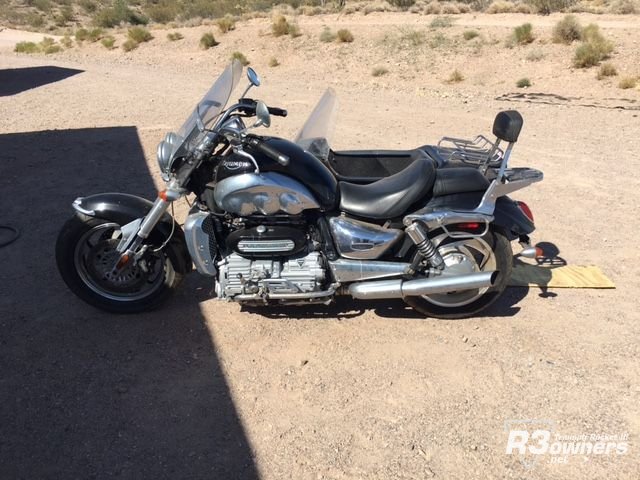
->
xmin=435 ymin=135 xmax=504 ymax=170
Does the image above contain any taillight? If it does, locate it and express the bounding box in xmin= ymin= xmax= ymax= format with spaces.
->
xmin=516 ymin=201 xmax=534 ymax=223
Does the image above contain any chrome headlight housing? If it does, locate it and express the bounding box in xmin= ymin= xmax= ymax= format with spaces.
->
xmin=156 ymin=132 xmax=181 ymax=180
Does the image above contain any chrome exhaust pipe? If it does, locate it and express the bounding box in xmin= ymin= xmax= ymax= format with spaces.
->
xmin=348 ymin=271 xmax=498 ymax=300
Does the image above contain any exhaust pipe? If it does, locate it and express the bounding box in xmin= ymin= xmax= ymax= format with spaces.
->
xmin=348 ymin=271 xmax=498 ymax=300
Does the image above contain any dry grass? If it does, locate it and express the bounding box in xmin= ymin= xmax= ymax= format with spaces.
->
xmin=231 ymin=51 xmax=250 ymax=66
xmin=101 ymin=35 xmax=116 ymax=49
xmin=597 ymin=62 xmax=617 ymax=79
xmin=430 ymin=16 xmax=454 ymax=28
xmin=573 ymin=24 xmax=613 ymax=68
xmin=122 ymin=39 xmax=138 ymax=52
xmin=446 ymin=69 xmax=464 ymax=83
xmin=199 ymin=32 xmax=219 ymax=49
xmin=272 ymin=15 xmax=299 ymax=37
xmin=167 ymin=32 xmax=184 ymax=41
xmin=618 ymin=76 xmax=637 ymax=89
xmin=463 ymin=29 xmax=479 ymax=41
xmin=372 ymin=66 xmax=389 ymax=77
xmin=268 ymin=57 xmax=280 ymax=67
xmin=337 ymin=29 xmax=354 ymax=43
xmin=526 ymin=49 xmax=545 ymax=61
xmin=128 ymin=26 xmax=153 ymax=43
xmin=216 ymin=15 xmax=236 ymax=33
xmin=320 ymin=27 xmax=336 ymax=43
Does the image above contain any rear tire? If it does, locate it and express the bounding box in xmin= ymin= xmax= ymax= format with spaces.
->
xmin=56 ymin=214 xmax=184 ymax=314
xmin=404 ymin=228 xmax=512 ymax=319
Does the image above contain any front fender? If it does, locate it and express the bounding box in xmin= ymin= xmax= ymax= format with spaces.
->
xmin=72 ymin=193 xmax=192 ymax=274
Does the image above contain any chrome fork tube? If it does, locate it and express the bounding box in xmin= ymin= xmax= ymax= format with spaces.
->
xmin=137 ymin=197 xmax=170 ymax=239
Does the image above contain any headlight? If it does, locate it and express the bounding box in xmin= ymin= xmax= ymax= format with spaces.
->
xmin=156 ymin=132 xmax=181 ymax=178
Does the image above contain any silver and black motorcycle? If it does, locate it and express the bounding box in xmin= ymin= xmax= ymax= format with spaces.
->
xmin=56 ymin=61 xmax=543 ymax=318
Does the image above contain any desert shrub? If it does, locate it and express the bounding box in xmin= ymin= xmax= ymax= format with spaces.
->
xmin=60 ymin=35 xmax=73 ymax=48
xmin=288 ymin=22 xmax=302 ymax=37
xmin=441 ymin=2 xmax=460 ymax=13
xmin=552 ymin=15 xmax=581 ymax=44
xmin=424 ymin=0 xmax=442 ymax=13
xmin=78 ymin=0 xmax=97 ymax=13
xmin=515 ymin=3 xmax=535 ymax=12
xmin=231 ymin=51 xmax=249 ymax=65
xmin=128 ymin=26 xmax=153 ymax=43
xmin=447 ymin=69 xmax=464 ymax=83
xmin=75 ymin=28 xmax=89 ymax=42
xmin=526 ymin=49 xmax=545 ymax=61
xmin=388 ymin=0 xmax=416 ymax=8
xmin=463 ymin=29 xmax=479 ymax=40
xmin=486 ymin=1 xmax=515 ymax=13
xmin=372 ymin=66 xmax=389 ymax=76
xmin=122 ymin=39 xmax=138 ymax=51
xmin=527 ymin=0 xmax=575 ymax=14
xmin=144 ymin=3 xmax=180 ymax=23
xmin=597 ymin=62 xmax=617 ymax=79
xmin=430 ymin=32 xmax=450 ymax=48
xmin=618 ymin=76 xmax=637 ymax=89
xmin=272 ymin=15 xmax=290 ymax=36
xmin=516 ymin=77 xmax=531 ymax=87
xmin=513 ymin=23 xmax=534 ymax=44
xmin=93 ymin=0 xmax=148 ymax=28
xmin=573 ymin=24 xmax=613 ymax=68
xmin=320 ymin=27 xmax=336 ymax=42
xmin=32 ymin=0 xmax=51 ymax=12
xmin=58 ymin=5 xmax=74 ymax=24
xmin=269 ymin=57 xmax=280 ymax=67
xmin=101 ymin=36 xmax=116 ymax=49
xmin=88 ymin=28 xmax=104 ymax=42
xmin=200 ymin=32 xmax=219 ymax=49
xmin=26 ymin=12 xmax=45 ymax=28
xmin=167 ymin=32 xmax=183 ymax=41
xmin=14 ymin=41 xmax=40 ymax=53
xmin=216 ymin=15 xmax=236 ymax=33
xmin=337 ymin=29 xmax=354 ymax=42
xmin=430 ymin=16 xmax=453 ymax=28
xmin=609 ymin=0 xmax=637 ymax=13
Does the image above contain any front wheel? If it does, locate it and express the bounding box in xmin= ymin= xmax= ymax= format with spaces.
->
xmin=56 ymin=215 xmax=183 ymax=314
xmin=404 ymin=228 xmax=512 ymax=319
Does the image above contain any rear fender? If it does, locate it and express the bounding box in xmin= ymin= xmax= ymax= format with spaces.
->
xmin=72 ymin=193 xmax=192 ymax=274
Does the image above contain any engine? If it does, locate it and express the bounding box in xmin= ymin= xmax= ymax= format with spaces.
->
xmin=216 ymin=251 xmax=326 ymax=302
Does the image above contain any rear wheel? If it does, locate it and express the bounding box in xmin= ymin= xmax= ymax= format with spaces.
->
xmin=56 ymin=215 xmax=184 ymax=314
xmin=404 ymin=228 xmax=512 ymax=319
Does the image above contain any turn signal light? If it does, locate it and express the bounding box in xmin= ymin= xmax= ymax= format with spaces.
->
xmin=158 ymin=190 xmax=168 ymax=201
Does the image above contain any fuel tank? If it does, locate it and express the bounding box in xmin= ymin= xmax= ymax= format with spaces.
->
xmin=246 ymin=137 xmax=338 ymax=210
xmin=214 ymin=172 xmax=321 ymax=216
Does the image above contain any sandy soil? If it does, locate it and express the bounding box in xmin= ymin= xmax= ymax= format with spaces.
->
xmin=1 ymin=12 xmax=639 ymax=479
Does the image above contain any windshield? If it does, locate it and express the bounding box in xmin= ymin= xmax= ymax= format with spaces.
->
xmin=294 ymin=88 xmax=337 ymax=160
xmin=170 ymin=60 xmax=243 ymax=160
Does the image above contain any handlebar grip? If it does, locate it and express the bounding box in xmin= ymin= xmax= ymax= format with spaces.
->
xmin=257 ymin=141 xmax=290 ymax=166
xmin=268 ymin=107 xmax=288 ymax=117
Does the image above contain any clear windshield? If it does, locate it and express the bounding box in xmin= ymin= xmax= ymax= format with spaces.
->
xmin=294 ymin=88 xmax=337 ymax=160
xmin=170 ymin=60 xmax=243 ymax=159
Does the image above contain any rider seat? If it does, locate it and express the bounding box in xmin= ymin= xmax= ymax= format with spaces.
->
xmin=339 ymin=152 xmax=436 ymax=219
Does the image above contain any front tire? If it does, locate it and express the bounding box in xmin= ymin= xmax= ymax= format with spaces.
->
xmin=56 ymin=214 xmax=183 ymax=314
xmin=404 ymin=228 xmax=512 ymax=319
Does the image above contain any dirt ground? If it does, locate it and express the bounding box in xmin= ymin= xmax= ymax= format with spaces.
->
xmin=1 ymin=12 xmax=639 ymax=479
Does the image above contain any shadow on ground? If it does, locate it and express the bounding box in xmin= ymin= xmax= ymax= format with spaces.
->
xmin=0 ymin=128 xmax=258 ymax=479
xmin=0 ymin=66 xmax=84 ymax=97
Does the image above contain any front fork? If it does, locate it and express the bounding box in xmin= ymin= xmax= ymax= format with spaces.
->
xmin=113 ymin=181 xmax=184 ymax=272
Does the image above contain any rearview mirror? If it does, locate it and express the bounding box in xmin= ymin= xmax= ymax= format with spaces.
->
xmin=255 ymin=101 xmax=271 ymax=128
xmin=247 ymin=67 xmax=261 ymax=87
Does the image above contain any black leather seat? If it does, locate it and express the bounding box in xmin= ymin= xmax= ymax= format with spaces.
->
xmin=339 ymin=154 xmax=436 ymax=219
xmin=432 ymin=167 xmax=490 ymax=197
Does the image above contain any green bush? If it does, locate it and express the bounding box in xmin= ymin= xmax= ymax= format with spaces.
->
xmin=128 ymin=26 xmax=153 ymax=43
xmin=101 ymin=36 xmax=116 ymax=49
xmin=60 ymin=35 xmax=73 ymax=48
xmin=372 ymin=66 xmax=389 ymax=77
xmin=93 ymin=0 xmax=148 ymax=28
xmin=337 ymin=28 xmax=354 ymax=43
xmin=88 ymin=28 xmax=104 ymax=42
xmin=319 ymin=27 xmax=336 ymax=43
xmin=75 ymin=28 xmax=89 ymax=42
xmin=78 ymin=0 xmax=97 ymax=14
xmin=200 ymin=32 xmax=219 ymax=49
xmin=516 ymin=77 xmax=532 ymax=88
xmin=573 ymin=24 xmax=613 ymax=68
xmin=122 ymin=39 xmax=138 ymax=51
xmin=552 ymin=15 xmax=582 ymax=44
xmin=167 ymin=32 xmax=184 ymax=41
xmin=231 ymin=51 xmax=249 ymax=66
xmin=14 ymin=41 xmax=40 ymax=54
xmin=513 ymin=23 xmax=535 ymax=45
xmin=216 ymin=15 xmax=235 ymax=33
xmin=463 ymin=30 xmax=479 ymax=41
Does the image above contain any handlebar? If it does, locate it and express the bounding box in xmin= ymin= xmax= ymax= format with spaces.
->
xmin=245 ymin=135 xmax=290 ymax=166
xmin=237 ymin=99 xmax=287 ymax=118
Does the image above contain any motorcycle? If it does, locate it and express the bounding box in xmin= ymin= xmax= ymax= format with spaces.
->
xmin=56 ymin=60 xmax=543 ymax=318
